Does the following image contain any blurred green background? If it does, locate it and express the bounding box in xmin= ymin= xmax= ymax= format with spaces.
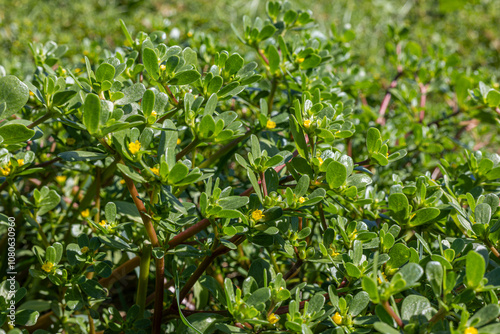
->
xmin=1 ymin=0 xmax=499 ymax=77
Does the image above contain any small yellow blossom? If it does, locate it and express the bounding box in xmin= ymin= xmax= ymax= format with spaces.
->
xmin=67 ymin=137 xmax=76 ymax=145
xmin=318 ymin=157 xmax=323 ymax=165
xmin=120 ymin=179 xmax=126 ymax=185
xmin=81 ymin=209 xmax=90 ymax=218
xmin=151 ymin=110 xmax=157 ymax=117
xmin=187 ymin=31 xmax=193 ymax=37
xmin=61 ymin=68 xmax=67 ymax=75
xmin=252 ymin=209 xmax=264 ymax=220
xmin=160 ymin=64 xmax=166 ymax=71
xmin=266 ymin=120 xmax=276 ymax=129
xmin=29 ymin=91 xmax=34 ymax=96
xmin=75 ymin=68 xmax=82 ymax=74
xmin=299 ymin=197 xmax=306 ymax=204
xmin=297 ymin=57 xmax=305 ymax=63
xmin=267 ymin=313 xmax=279 ymax=325
xmin=314 ymin=211 xmax=319 ymax=216
xmin=303 ymin=120 xmax=312 ymax=128
xmin=17 ymin=159 xmax=24 ymax=167
xmin=378 ymin=272 xmax=387 ymax=284
xmin=386 ymin=152 xmax=389 ymax=158
xmin=337 ymin=81 xmax=342 ymax=86
xmin=42 ymin=262 xmax=54 ymax=272
xmin=1 ymin=167 xmax=11 ymax=176
xmin=81 ymin=246 xmax=89 ymax=254
xmin=333 ymin=312 xmax=342 ymax=325
xmin=330 ymin=247 xmax=339 ymax=257
xmin=128 ymin=140 xmax=141 ymax=155
xmin=150 ymin=167 xmax=160 ymax=176
xmin=99 ymin=220 xmax=107 ymax=227
xmin=464 ymin=327 xmax=478 ymax=334
xmin=55 ymin=176 xmax=67 ymax=183
xmin=177 ymin=138 xmax=181 ymax=145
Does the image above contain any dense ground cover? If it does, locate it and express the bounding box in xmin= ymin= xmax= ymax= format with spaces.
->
xmin=2 ymin=0 xmax=500 ymax=333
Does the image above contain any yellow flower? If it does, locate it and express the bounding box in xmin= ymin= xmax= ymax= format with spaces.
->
xmin=297 ymin=57 xmax=305 ymax=63
xmin=55 ymin=176 xmax=67 ymax=183
xmin=177 ymin=138 xmax=181 ymax=145
xmin=303 ymin=120 xmax=312 ymax=128
xmin=318 ymin=157 xmax=323 ymax=165
xmin=120 ymin=179 xmax=126 ymax=185
xmin=252 ymin=209 xmax=264 ymax=220
xmin=160 ymin=64 xmax=166 ymax=71
xmin=187 ymin=31 xmax=193 ymax=37
xmin=151 ymin=110 xmax=157 ymax=117
xmin=330 ymin=247 xmax=339 ymax=257
xmin=314 ymin=211 xmax=319 ymax=216
xmin=386 ymin=152 xmax=389 ymax=158
xmin=99 ymin=220 xmax=107 ymax=227
xmin=75 ymin=68 xmax=82 ymax=74
xmin=150 ymin=167 xmax=160 ymax=176
xmin=299 ymin=197 xmax=306 ymax=204
xmin=464 ymin=327 xmax=478 ymax=334
xmin=17 ymin=159 xmax=24 ymax=167
xmin=67 ymin=137 xmax=76 ymax=145
xmin=333 ymin=312 xmax=342 ymax=325
xmin=267 ymin=313 xmax=279 ymax=325
xmin=378 ymin=271 xmax=387 ymax=284
xmin=266 ymin=120 xmax=276 ymax=129
xmin=81 ymin=246 xmax=89 ymax=254
xmin=81 ymin=209 xmax=90 ymax=218
xmin=29 ymin=91 xmax=34 ymax=96
xmin=1 ymin=167 xmax=11 ymax=176
xmin=128 ymin=140 xmax=141 ymax=155
xmin=41 ymin=262 xmax=54 ymax=273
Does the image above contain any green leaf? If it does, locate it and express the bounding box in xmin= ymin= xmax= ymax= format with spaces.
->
xmin=398 ymin=262 xmax=424 ymax=287
xmin=246 ymin=287 xmax=271 ymax=306
xmin=142 ymin=89 xmax=155 ymax=118
xmin=0 ymin=75 xmax=29 ymax=120
xmin=83 ymin=93 xmax=101 ymax=135
xmin=117 ymin=164 xmax=146 ymax=183
xmin=401 ymin=295 xmax=432 ymax=321
xmin=143 ymin=47 xmax=160 ymax=80
xmin=58 ymin=151 xmax=107 ymax=162
xmin=386 ymin=243 xmax=410 ymax=270
xmin=218 ymin=196 xmax=249 ymax=210
xmin=426 ymin=261 xmax=443 ymax=297
xmin=0 ymin=123 xmax=35 ymax=145
xmin=171 ymin=70 xmax=201 ymax=85
xmin=207 ymin=76 xmax=223 ymax=95
xmin=348 ymin=291 xmax=370 ymax=317
xmin=373 ymin=322 xmax=400 ymax=334
xmin=466 ymin=250 xmax=485 ymax=290
xmin=468 ymin=304 xmax=500 ymax=328
xmin=294 ymin=175 xmax=310 ymax=198
xmin=326 ymin=161 xmax=347 ymax=188
xmin=105 ymin=202 xmax=116 ymax=224
xmin=267 ymin=45 xmax=280 ymax=74
xmin=388 ymin=193 xmax=409 ymax=223
xmin=475 ymin=203 xmax=491 ymax=224
xmin=258 ymin=25 xmax=277 ymax=41
xmin=409 ymin=207 xmax=440 ymax=227
xmin=95 ymin=63 xmax=115 ymax=83
xmin=366 ymin=127 xmax=381 ymax=154
xmin=225 ymin=54 xmax=244 ymax=77
xmin=362 ymin=276 xmax=379 ymax=303
xmin=486 ymin=89 xmax=500 ymax=107
xmin=168 ymin=163 xmax=190 ymax=184
xmin=289 ymin=115 xmax=308 ymax=159
xmin=115 ymin=83 xmax=146 ymax=105
xmin=300 ymin=54 xmax=321 ymax=70
xmin=52 ymin=90 xmax=77 ymax=106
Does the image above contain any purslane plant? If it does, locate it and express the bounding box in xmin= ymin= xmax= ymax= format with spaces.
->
xmin=2 ymin=1 xmax=500 ymax=334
